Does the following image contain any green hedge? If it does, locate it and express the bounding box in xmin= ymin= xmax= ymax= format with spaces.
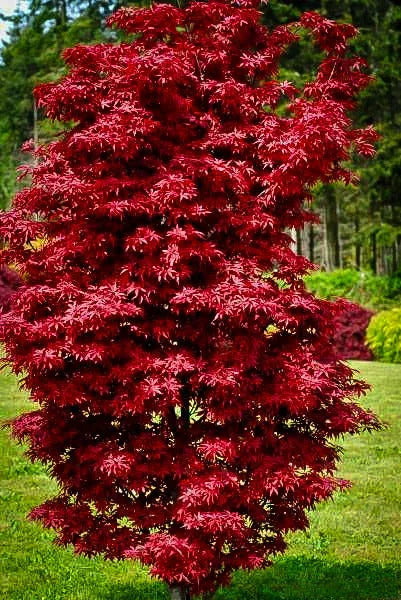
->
xmin=305 ymin=269 xmax=401 ymax=310
xmin=366 ymin=308 xmax=401 ymax=364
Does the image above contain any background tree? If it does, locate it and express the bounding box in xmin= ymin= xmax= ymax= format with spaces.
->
xmin=0 ymin=0 xmax=123 ymax=208
xmin=0 ymin=2 xmax=380 ymax=598
xmin=265 ymin=0 xmax=401 ymax=274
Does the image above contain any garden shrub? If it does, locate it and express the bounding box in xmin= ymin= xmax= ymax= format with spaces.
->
xmin=386 ymin=271 xmax=401 ymax=301
xmin=332 ymin=300 xmax=373 ymax=361
xmin=305 ymin=269 xmax=361 ymax=301
xmin=305 ymin=269 xmax=401 ymax=310
xmin=366 ymin=309 xmax=401 ymax=363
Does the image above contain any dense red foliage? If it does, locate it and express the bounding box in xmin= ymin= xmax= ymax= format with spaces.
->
xmin=0 ymin=1 xmax=380 ymax=597
xmin=0 ymin=265 xmax=21 ymax=312
xmin=332 ymin=300 xmax=374 ymax=361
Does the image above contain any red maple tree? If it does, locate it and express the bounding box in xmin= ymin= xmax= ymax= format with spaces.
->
xmin=0 ymin=2 xmax=380 ymax=598
xmin=332 ymin=300 xmax=374 ymax=361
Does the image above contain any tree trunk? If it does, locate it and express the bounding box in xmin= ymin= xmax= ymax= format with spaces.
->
xmin=290 ymin=227 xmax=297 ymax=254
xmin=58 ymin=0 xmax=67 ymax=27
xmin=33 ymin=97 xmax=38 ymax=154
xmin=323 ymin=185 xmax=340 ymax=271
xmin=169 ymin=384 xmax=191 ymax=600
xmin=308 ymin=224 xmax=315 ymax=263
xmin=170 ymin=586 xmax=190 ymax=600
xmin=370 ymin=231 xmax=377 ymax=274
xmin=296 ymin=228 xmax=303 ymax=256
xmin=377 ymin=244 xmax=385 ymax=276
xmin=355 ymin=217 xmax=361 ymax=270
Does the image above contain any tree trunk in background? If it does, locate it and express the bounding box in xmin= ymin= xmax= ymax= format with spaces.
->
xmin=377 ymin=245 xmax=386 ymax=275
xmin=397 ymin=235 xmax=401 ymax=273
xmin=370 ymin=231 xmax=377 ymax=274
xmin=323 ymin=186 xmax=340 ymax=271
xmin=58 ymin=0 xmax=67 ymax=27
xmin=170 ymin=587 xmax=190 ymax=600
xmin=33 ymin=98 xmax=38 ymax=153
xmin=54 ymin=0 xmax=68 ymax=50
xmin=355 ymin=217 xmax=361 ymax=269
xmin=290 ymin=227 xmax=297 ymax=254
xmin=308 ymin=224 xmax=315 ymax=263
xmin=296 ymin=229 xmax=303 ymax=256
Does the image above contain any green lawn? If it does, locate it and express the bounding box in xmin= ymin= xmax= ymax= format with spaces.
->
xmin=1 ymin=361 xmax=400 ymax=600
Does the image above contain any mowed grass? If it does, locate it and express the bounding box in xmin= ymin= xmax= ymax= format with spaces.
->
xmin=0 ymin=361 xmax=400 ymax=600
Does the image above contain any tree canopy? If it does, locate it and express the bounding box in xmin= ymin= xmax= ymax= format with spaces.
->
xmin=0 ymin=0 xmax=400 ymax=272
xmin=0 ymin=3 xmax=380 ymax=597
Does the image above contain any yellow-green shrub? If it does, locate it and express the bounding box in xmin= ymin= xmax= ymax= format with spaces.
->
xmin=366 ymin=308 xmax=401 ymax=363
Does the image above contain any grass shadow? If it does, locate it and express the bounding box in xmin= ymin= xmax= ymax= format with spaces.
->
xmin=104 ymin=557 xmax=401 ymax=600
xmin=101 ymin=582 xmax=169 ymax=600
xmin=102 ymin=583 xmax=169 ymax=600
xmin=212 ymin=557 xmax=401 ymax=600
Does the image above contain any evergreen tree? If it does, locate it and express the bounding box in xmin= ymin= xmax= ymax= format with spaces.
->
xmin=0 ymin=0 xmax=121 ymax=208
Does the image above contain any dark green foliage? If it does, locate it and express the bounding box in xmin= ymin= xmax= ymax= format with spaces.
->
xmin=265 ymin=1 xmax=401 ymax=275
xmin=366 ymin=309 xmax=401 ymax=363
xmin=0 ymin=0 xmax=123 ymax=208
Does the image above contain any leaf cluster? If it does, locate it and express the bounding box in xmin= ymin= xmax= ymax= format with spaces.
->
xmin=366 ymin=308 xmax=401 ymax=363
